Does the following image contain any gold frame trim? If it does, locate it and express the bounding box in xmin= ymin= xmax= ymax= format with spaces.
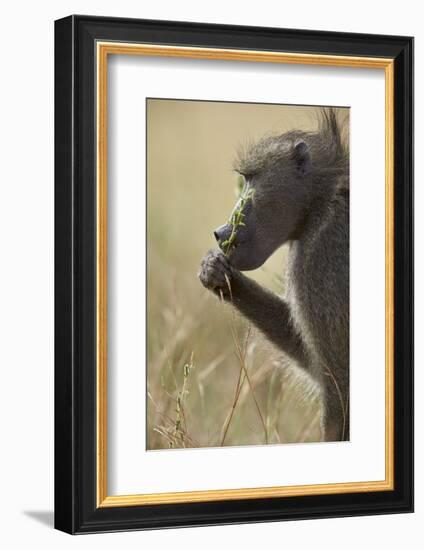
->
xmin=96 ymin=42 xmax=395 ymax=508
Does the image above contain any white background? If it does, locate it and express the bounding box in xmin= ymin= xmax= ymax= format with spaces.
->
xmin=108 ymin=57 xmax=386 ymax=495
xmin=0 ymin=1 xmax=421 ymax=548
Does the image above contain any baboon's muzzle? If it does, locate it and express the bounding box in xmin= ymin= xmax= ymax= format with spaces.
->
xmin=214 ymin=224 xmax=232 ymax=247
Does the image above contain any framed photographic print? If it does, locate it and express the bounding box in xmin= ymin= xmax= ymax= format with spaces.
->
xmin=54 ymin=15 xmax=414 ymax=534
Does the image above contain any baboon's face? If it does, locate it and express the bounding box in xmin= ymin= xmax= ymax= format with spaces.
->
xmin=214 ymin=139 xmax=311 ymax=271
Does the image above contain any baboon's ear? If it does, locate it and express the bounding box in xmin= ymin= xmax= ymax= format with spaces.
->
xmin=292 ymin=140 xmax=312 ymax=176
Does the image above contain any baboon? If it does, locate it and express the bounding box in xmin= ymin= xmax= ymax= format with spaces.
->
xmin=199 ymin=108 xmax=349 ymax=442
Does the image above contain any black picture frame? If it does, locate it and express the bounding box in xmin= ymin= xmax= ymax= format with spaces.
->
xmin=55 ymin=15 xmax=414 ymax=534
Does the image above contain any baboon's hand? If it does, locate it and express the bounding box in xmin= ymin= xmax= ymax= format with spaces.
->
xmin=198 ymin=249 xmax=234 ymax=296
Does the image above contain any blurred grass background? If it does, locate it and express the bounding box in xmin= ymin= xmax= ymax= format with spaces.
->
xmin=146 ymin=99 xmax=324 ymax=450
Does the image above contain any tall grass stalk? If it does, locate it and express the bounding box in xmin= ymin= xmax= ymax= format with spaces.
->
xmin=323 ymin=364 xmax=347 ymax=440
xmin=150 ymin=352 xmax=198 ymax=449
xmin=219 ymin=325 xmax=251 ymax=445
xmin=218 ymin=182 xmax=269 ymax=445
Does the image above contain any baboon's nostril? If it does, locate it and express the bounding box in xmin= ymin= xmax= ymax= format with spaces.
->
xmin=214 ymin=224 xmax=230 ymax=244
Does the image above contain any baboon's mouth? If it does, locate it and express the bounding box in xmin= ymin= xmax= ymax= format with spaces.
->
xmin=223 ymin=242 xmax=239 ymax=256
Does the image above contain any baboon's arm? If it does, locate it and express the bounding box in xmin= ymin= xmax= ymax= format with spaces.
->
xmin=229 ymin=272 xmax=306 ymax=364
xmin=199 ymin=249 xmax=306 ymax=365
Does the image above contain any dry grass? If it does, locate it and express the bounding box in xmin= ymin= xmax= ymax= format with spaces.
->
xmin=146 ymin=250 xmax=322 ymax=450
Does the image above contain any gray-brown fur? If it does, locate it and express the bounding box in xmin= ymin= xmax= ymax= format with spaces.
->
xmin=199 ymin=108 xmax=349 ymax=442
